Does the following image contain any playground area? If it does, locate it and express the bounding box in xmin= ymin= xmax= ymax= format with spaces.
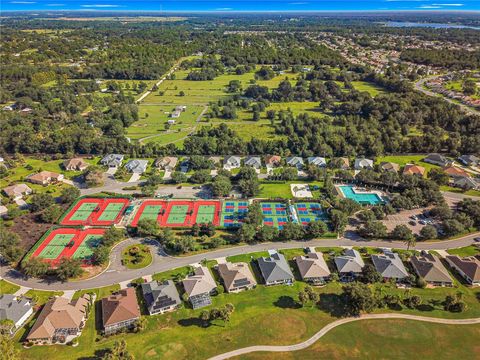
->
xmin=293 ymin=202 xmax=328 ymax=226
xmin=29 ymin=228 xmax=105 ymax=266
xmin=221 ymin=200 xmax=249 ymax=227
xmin=261 ymin=201 xmax=290 ymax=229
xmin=60 ymin=197 xmax=130 ymax=226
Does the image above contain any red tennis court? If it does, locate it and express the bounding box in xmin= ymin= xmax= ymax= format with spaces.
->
xmin=130 ymin=200 xmax=167 ymax=226
xmin=60 ymin=197 xmax=129 ymax=226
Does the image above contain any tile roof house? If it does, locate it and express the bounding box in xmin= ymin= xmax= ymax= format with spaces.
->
xmin=257 ymin=251 xmax=294 ymax=286
xmin=446 ymin=255 xmax=480 ymax=286
xmin=63 ymin=158 xmax=89 ymax=171
xmin=182 ymin=266 xmax=217 ymax=309
xmin=101 ymin=288 xmax=141 ymax=335
xmin=371 ymin=250 xmax=409 ymax=281
xmin=265 ymin=155 xmax=281 ymax=167
xmin=27 ymin=171 xmax=64 ymax=185
xmin=453 ymin=177 xmax=479 ymax=190
xmin=100 ymin=154 xmax=124 ymax=167
xmin=295 ymin=251 xmax=331 ymax=285
xmin=458 ymin=154 xmax=480 ymax=166
xmin=354 ymin=158 xmax=374 ymax=170
xmin=124 ymin=159 xmax=149 ymax=174
xmin=403 ymin=164 xmax=426 ymax=177
xmin=338 ymin=157 xmax=350 ymax=169
xmin=2 ymin=183 xmax=32 ymax=200
xmin=244 ymin=156 xmax=262 ymax=169
xmin=217 ymin=262 xmax=257 ymax=293
xmin=334 ymin=249 xmax=365 ymax=281
xmin=154 ymin=157 xmax=178 ymax=170
xmin=410 ymin=252 xmax=453 ymax=287
xmin=423 ymin=153 xmax=453 ymax=167
xmin=286 ymin=157 xmax=304 ymax=170
xmin=27 ymin=295 xmax=90 ymax=344
xmin=307 ymin=157 xmax=327 ymax=168
xmin=443 ymin=166 xmax=471 ymax=179
xmin=223 ymin=156 xmax=241 ymax=169
xmin=141 ymin=280 xmax=181 ymax=315
xmin=379 ymin=162 xmax=400 ymax=173
xmin=0 ymin=294 xmax=33 ymax=335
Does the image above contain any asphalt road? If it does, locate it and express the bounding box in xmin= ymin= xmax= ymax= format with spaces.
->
xmin=2 ymin=232 xmax=479 ymax=292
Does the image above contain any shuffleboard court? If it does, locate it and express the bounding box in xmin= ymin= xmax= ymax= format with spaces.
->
xmin=294 ymin=202 xmax=329 ymax=226
xmin=261 ymin=201 xmax=290 ymax=229
xmin=60 ymin=197 xmax=130 ymax=226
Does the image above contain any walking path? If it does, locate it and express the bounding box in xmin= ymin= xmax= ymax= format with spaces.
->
xmin=1 ymin=232 xmax=479 ymax=292
xmin=208 ymin=314 xmax=480 ymax=360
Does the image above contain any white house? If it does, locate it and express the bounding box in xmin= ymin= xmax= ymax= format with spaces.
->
xmin=354 ymin=158 xmax=374 ymax=170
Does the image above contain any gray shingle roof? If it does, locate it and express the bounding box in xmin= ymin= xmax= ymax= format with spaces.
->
xmin=141 ymin=280 xmax=181 ymax=314
xmin=0 ymin=295 xmax=32 ymax=325
xmin=372 ymin=251 xmax=409 ymax=279
xmin=258 ymin=252 xmax=294 ymax=283
xmin=334 ymin=249 xmax=365 ymax=274
xmin=410 ymin=253 xmax=453 ymax=284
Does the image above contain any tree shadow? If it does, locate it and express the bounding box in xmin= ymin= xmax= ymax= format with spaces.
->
xmin=177 ymin=317 xmax=206 ymax=328
xmin=273 ymin=295 xmax=301 ymax=309
xmin=416 ymin=304 xmax=435 ymax=312
xmin=317 ymin=293 xmax=346 ymax=318
xmin=78 ymin=349 xmax=110 ymax=360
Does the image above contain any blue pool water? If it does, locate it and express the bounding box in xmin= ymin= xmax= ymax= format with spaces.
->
xmin=339 ymin=186 xmax=384 ymax=205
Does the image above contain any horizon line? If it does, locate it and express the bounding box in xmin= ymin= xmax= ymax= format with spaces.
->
xmin=2 ymin=10 xmax=480 ymax=14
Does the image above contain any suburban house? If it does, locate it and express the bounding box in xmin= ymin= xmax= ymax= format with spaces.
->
xmin=354 ymin=158 xmax=374 ymax=170
xmin=26 ymin=295 xmax=90 ymax=344
xmin=63 ymin=158 xmax=89 ymax=171
xmin=27 ymin=171 xmax=64 ymax=185
xmin=3 ymin=183 xmax=32 ymax=200
xmin=0 ymin=294 xmax=33 ymax=335
xmin=265 ymin=155 xmax=281 ymax=167
xmin=141 ymin=280 xmax=182 ymax=315
xmin=334 ymin=249 xmax=365 ymax=281
xmin=217 ymin=262 xmax=257 ymax=293
xmin=223 ymin=156 xmax=241 ymax=170
xmin=410 ymin=252 xmax=453 ymax=287
xmin=154 ymin=156 xmax=178 ymax=171
xmin=338 ymin=157 xmax=350 ymax=170
xmin=295 ymin=251 xmax=331 ymax=285
xmin=257 ymin=251 xmax=295 ymax=286
xmin=244 ymin=156 xmax=262 ymax=169
xmin=286 ymin=156 xmax=304 ymax=170
xmin=101 ymin=288 xmax=141 ymax=335
xmin=379 ymin=162 xmax=400 ymax=173
xmin=446 ymin=255 xmax=480 ymax=286
xmin=454 ymin=177 xmax=479 ymax=190
xmin=458 ymin=154 xmax=479 ymax=167
xmin=443 ymin=165 xmax=471 ymax=179
xmin=182 ymin=266 xmax=217 ymax=309
xmin=371 ymin=250 xmax=409 ymax=281
xmin=124 ymin=159 xmax=149 ymax=174
xmin=403 ymin=164 xmax=426 ymax=177
xmin=423 ymin=153 xmax=453 ymax=167
xmin=307 ymin=157 xmax=327 ymax=168
xmin=0 ymin=205 xmax=8 ymax=217
xmin=100 ymin=154 xmax=124 ymax=168
xmin=171 ymin=105 xmax=186 ymax=118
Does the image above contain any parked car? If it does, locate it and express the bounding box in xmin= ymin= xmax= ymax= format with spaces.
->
xmin=474 ymin=237 xmax=480 ymax=242
xmin=409 ymin=220 xmax=417 ymax=226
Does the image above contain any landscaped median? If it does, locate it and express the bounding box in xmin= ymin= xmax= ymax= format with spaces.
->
xmin=121 ymin=243 xmax=152 ymax=269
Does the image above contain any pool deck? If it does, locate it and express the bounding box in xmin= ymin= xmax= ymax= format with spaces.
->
xmin=335 ymin=184 xmax=389 ymax=204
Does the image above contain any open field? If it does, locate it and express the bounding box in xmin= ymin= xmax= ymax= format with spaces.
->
xmin=375 ymin=154 xmax=442 ymax=174
xmin=0 ymin=279 xmax=20 ymax=295
xmin=446 ymin=245 xmax=480 ymax=257
xmin=351 ymin=81 xmax=388 ymax=97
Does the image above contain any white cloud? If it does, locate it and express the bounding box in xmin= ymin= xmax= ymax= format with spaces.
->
xmin=10 ymin=1 xmax=37 ymax=4
xmin=431 ymin=3 xmax=464 ymax=5
xmin=417 ymin=5 xmax=443 ymax=8
xmin=47 ymin=3 xmax=65 ymax=6
xmin=80 ymin=4 xmax=121 ymax=8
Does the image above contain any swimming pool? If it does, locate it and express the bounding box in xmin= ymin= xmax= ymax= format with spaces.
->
xmin=339 ymin=186 xmax=384 ymax=205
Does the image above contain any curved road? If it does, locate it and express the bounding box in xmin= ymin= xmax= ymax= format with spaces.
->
xmin=1 ymin=232 xmax=479 ymax=291
xmin=208 ymin=314 xmax=480 ymax=360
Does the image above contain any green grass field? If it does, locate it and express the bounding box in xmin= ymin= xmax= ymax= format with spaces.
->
xmin=121 ymin=244 xmax=153 ymax=269
xmin=447 ymin=245 xmax=480 ymax=257
xmin=351 ymin=81 xmax=388 ymax=97
xmin=0 ymin=279 xmax=20 ymax=295
xmin=375 ymin=154 xmax=442 ymax=175
xmin=24 ymin=289 xmax=64 ymax=305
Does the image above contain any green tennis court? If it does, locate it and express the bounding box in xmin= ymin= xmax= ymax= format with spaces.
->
xmin=196 ymin=205 xmax=216 ymax=224
xmin=38 ymin=234 xmax=75 ymax=259
xmin=72 ymin=234 xmax=103 ymax=259
xmin=70 ymin=202 xmax=98 ymax=221
xmin=138 ymin=204 xmax=163 ymax=221
xmin=166 ymin=205 xmax=189 ymax=224
xmin=97 ymin=203 xmax=125 ymax=221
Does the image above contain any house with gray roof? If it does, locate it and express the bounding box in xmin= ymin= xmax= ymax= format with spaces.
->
xmin=295 ymin=251 xmax=330 ymax=285
xmin=141 ymin=280 xmax=181 ymax=315
xmin=410 ymin=252 xmax=453 ymax=287
xmin=182 ymin=266 xmax=217 ymax=309
xmin=124 ymin=159 xmax=148 ymax=174
xmin=223 ymin=156 xmax=241 ymax=170
xmin=371 ymin=250 xmax=409 ymax=281
xmin=354 ymin=158 xmax=374 ymax=170
xmin=307 ymin=157 xmax=327 ymax=168
xmin=446 ymin=255 xmax=480 ymax=286
xmin=334 ymin=249 xmax=365 ymax=282
xmin=458 ymin=154 xmax=479 ymax=167
xmin=100 ymin=154 xmax=124 ymax=167
xmin=0 ymin=294 xmax=33 ymax=335
xmin=286 ymin=157 xmax=304 ymax=170
xmin=257 ymin=251 xmax=294 ymax=285
xmin=244 ymin=156 xmax=262 ymax=169
xmin=423 ymin=153 xmax=453 ymax=167
xmin=454 ymin=177 xmax=479 ymax=191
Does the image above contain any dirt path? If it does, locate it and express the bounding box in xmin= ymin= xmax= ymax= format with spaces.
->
xmin=208 ymin=314 xmax=480 ymax=360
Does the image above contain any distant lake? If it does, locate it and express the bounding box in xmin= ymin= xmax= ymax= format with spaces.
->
xmin=385 ymin=21 xmax=480 ymax=30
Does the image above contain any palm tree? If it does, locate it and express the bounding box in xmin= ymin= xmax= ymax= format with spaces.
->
xmin=404 ymin=235 xmax=416 ymax=251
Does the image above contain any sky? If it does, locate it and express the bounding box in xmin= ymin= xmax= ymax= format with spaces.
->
xmin=1 ymin=0 xmax=480 ymax=12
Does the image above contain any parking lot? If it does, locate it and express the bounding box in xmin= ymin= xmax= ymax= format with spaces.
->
xmin=382 ymin=208 xmax=436 ymax=235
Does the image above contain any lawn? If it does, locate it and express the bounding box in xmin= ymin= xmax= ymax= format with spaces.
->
xmin=122 ymin=243 xmax=153 ymax=269
xmin=24 ymin=289 xmax=64 ymax=305
xmin=375 ymin=154 xmax=442 ymax=174
xmin=0 ymin=279 xmax=20 ymax=295
xmin=439 ymin=185 xmax=480 ymax=197
xmin=72 ymin=284 xmax=121 ymax=300
xmin=240 ymin=320 xmax=480 ymax=360
xmin=351 ymin=81 xmax=388 ymax=97
xmin=447 ymin=245 xmax=480 ymax=257
xmin=258 ymin=181 xmax=324 ymax=199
